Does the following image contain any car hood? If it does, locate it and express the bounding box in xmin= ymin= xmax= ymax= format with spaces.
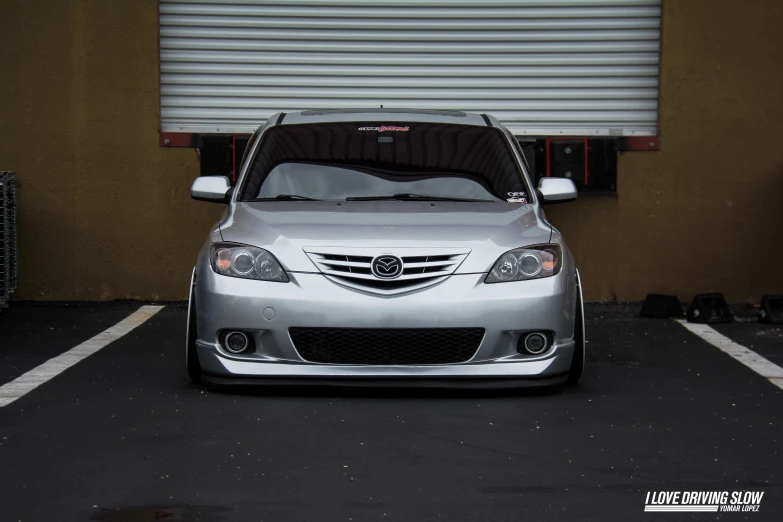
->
xmin=219 ymin=201 xmax=553 ymax=273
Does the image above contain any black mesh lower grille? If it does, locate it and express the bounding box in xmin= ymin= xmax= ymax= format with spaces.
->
xmin=289 ymin=327 xmax=485 ymax=365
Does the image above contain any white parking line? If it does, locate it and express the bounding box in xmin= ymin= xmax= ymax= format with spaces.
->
xmin=674 ymin=319 xmax=783 ymax=391
xmin=0 ymin=305 xmax=164 ymax=408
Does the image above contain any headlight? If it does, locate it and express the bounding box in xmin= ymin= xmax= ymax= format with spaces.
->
xmin=211 ymin=244 xmax=289 ymax=282
xmin=485 ymin=245 xmax=562 ymax=283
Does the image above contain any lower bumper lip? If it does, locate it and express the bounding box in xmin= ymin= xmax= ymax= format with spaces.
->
xmin=200 ymin=372 xmax=571 ymax=389
xmin=196 ymin=339 xmax=576 ymax=379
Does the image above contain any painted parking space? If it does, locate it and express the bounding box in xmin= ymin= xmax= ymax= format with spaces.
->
xmin=0 ymin=302 xmax=145 ymax=386
xmin=0 ymin=305 xmax=164 ymax=407
xmin=0 ymin=302 xmax=781 ymax=521
xmin=710 ymin=321 xmax=783 ymax=369
xmin=676 ymin=319 xmax=783 ymax=391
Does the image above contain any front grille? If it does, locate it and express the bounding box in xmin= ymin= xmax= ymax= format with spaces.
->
xmin=304 ymin=247 xmax=470 ymax=296
xmin=290 ymin=327 xmax=485 ymax=365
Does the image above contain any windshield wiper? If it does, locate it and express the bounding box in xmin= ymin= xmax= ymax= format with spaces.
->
xmin=345 ymin=193 xmax=494 ymax=202
xmin=247 ymin=194 xmax=321 ymax=201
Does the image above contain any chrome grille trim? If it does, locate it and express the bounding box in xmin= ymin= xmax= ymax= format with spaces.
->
xmin=304 ymin=247 xmax=470 ymax=295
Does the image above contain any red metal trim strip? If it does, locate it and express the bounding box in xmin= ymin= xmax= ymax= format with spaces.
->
xmin=159 ymin=132 xmax=196 ymax=147
xmin=545 ymin=138 xmax=551 ymax=179
xmin=621 ymin=136 xmax=659 ymax=151
xmin=584 ymin=139 xmax=588 ymax=185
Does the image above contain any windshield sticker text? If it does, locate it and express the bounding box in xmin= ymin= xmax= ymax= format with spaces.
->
xmin=358 ymin=126 xmax=410 ymax=132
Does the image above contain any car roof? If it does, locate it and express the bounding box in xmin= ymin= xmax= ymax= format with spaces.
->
xmin=278 ymin=109 xmax=493 ymax=127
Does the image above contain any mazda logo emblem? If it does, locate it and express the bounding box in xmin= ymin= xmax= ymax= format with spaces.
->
xmin=372 ymin=255 xmax=403 ymax=279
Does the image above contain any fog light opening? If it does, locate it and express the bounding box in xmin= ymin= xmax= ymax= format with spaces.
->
xmin=522 ymin=332 xmax=549 ymax=355
xmin=224 ymin=331 xmax=250 ymax=354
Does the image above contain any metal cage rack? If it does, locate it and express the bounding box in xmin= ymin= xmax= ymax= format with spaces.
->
xmin=0 ymin=171 xmax=18 ymax=309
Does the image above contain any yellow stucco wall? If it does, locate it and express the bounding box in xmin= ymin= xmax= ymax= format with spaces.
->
xmin=1 ymin=0 xmax=782 ymax=302
xmin=0 ymin=0 xmax=220 ymax=300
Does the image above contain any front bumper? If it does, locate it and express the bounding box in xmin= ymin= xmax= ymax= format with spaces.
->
xmin=194 ymin=267 xmax=578 ymax=383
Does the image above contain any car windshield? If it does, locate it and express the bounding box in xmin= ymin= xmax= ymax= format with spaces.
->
xmin=239 ymin=122 xmax=530 ymax=203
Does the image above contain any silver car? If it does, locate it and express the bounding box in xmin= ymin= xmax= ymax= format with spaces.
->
xmin=186 ymin=110 xmax=585 ymax=388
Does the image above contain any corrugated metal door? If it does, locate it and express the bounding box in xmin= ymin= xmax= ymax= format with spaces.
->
xmin=159 ymin=0 xmax=660 ymax=136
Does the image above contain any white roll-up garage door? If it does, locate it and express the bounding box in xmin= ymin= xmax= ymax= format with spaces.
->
xmin=159 ymin=0 xmax=660 ymax=136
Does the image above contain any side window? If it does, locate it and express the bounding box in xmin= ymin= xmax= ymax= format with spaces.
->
xmin=503 ymin=130 xmax=535 ymax=193
xmin=509 ymin=132 xmax=532 ymax=173
xmin=238 ymin=130 xmax=261 ymax=176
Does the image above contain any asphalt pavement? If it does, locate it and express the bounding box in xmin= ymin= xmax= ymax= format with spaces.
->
xmin=0 ymin=302 xmax=781 ymax=521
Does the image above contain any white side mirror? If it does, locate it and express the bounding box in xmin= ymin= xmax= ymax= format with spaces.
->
xmin=538 ymin=178 xmax=577 ymax=204
xmin=191 ymin=176 xmax=232 ymax=203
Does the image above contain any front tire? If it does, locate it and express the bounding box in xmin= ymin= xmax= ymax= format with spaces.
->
xmin=186 ymin=268 xmax=202 ymax=384
xmin=567 ymin=270 xmax=585 ymax=385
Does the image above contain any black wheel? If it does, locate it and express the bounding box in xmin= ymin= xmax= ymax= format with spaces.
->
xmin=186 ymin=268 xmax=202 ymax=384
xmin=567 ymin=271 xmax=585 ymax=385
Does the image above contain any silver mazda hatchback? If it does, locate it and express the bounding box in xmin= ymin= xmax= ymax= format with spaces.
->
xmin=186 ymin=109 xmax=585 ymax=388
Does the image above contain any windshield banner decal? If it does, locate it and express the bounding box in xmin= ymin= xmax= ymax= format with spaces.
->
xmin=358 ymin=126 xmax=410 ymax=132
